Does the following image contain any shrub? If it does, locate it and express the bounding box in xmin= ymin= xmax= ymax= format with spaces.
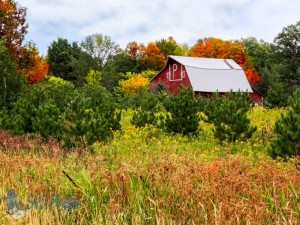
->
xmin=270 ymin=88 xmax=300 ymax=159
xmin=31 ymin=102 xmax=65 ymax=140
xmin=0 ymin=82 xmax=121 ymax=146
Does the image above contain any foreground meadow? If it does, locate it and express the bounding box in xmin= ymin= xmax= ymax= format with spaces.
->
xmin=0 ymin=107 xmax=299 ymax=224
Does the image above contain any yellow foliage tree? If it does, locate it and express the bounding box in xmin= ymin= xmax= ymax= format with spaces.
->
xmin=118 ymin=74 xmax=149 ymax=95
xmin=85 ymin=69 xmax=102 ymax=85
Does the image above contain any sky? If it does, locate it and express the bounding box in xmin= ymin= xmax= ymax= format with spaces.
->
xmin=17 ymin=0 xmax=300 ymax=55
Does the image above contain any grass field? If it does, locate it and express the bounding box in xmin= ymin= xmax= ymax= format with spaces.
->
xmin=0 ymin=107 xmax=300 ymax=224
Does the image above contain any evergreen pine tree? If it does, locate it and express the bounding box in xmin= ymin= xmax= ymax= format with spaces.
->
xmin=211 ymin=91 xmax=256 ymax=142
xmin=131 ymin=88 xmax=159 ymax=127
xmin=265 ymin=82 xmax=288 ymax=108
xmin=203 ymin=92 xmax=221 ymax=123
xmin=163 ymin=86 xmax=200 ymax=136
xmin=64 ymin=84 xmax=121 ymax=147
xmin=270 ymin=88 xmax=300 ymax=159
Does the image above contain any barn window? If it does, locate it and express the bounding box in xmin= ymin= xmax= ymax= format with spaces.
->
xmin=181 ymin=71 xmax=185 ymax=79
xmin=166 ymin=72 xmax=170 ymax=79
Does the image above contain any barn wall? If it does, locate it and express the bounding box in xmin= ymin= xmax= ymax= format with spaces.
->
xmin=195 ymin=92 xmax=226 ymax=98
xmin=150 ymin=58 xmax=192 ymax=94
xmin=249 ymin=89 xmax=263 ymax=105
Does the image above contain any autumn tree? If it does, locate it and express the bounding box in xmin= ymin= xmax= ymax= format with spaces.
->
xmin=0 ymin=0 xmax=28 ymax=61
xmin=140 ymin=42 xmax=166 ymax=71
xmin=21 ymin=42 xmax=49 ymax=84
xmin=122 ymin=41 xmax=147 ymax=72
xmin=0 ymin=0 xmax=13 ymax=15
xmin=189 ymin=37 xmax=260 ymax=86
xmin=156 ymin=36 xmax=179 ymax=58
xmin=126 ymin=41 xmax=145 ymax=59
xmin=118 ymin=73 xmax=149 ymax=95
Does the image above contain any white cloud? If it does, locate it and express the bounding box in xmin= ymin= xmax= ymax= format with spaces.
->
xmin=17 ymin=0 xmax=300 ymax=54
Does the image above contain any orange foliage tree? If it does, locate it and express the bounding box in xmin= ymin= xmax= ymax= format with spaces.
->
xmin=189 ymin=37 xmax=260 ymax=85
xmin=140 ymin=42 xmax=166 ymax=71
xmin=125 ymin=41 xmax=166 ymax=72
xmin=25 ymin=56 xmax=49 ymax=84
xmin=22 ymin=43 xmax=49 ymax=84
xmin=0 ymin=0 xmax=13 ymax=14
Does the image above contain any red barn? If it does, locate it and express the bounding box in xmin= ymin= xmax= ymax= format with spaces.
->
xmin=150 ymin=55 xmax=263 ymax=104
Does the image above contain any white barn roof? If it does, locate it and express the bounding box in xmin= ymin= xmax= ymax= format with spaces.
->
xmin=169 ymin=55 xmax=252 ymax=93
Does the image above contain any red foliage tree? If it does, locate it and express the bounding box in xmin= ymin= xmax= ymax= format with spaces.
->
xmin=0 ymin=0 xmax=28 ymax=61
xmin=189 ymin=37 xmax=260 ymax=85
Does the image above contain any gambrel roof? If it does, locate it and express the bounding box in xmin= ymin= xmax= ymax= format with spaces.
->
xmin=168 ymin=55 xmax=252 ymax=93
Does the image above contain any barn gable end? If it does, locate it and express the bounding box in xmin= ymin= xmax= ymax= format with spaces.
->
xmin=150 ymin=57 xmax=192 ymax=94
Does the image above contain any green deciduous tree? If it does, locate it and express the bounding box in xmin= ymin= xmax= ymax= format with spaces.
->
xmin=0 ymin=40 xmax=24 ymax=107
xmin=270 ymin=88 xmax=300 ymax=160
xmin=156 ymin=36 xmax=189 ymax=58
xmin=85 ymin=69 xmax=101 ymax=85
xmin=48 ymin=38 xmax=99 ymax=86
xmin=273 ymin=21 xmax=300 ymax=93
xmin=242 ymin=37 xmax=275 ymax=96
xmin=80 ymin=33 xmax=121 ymax=69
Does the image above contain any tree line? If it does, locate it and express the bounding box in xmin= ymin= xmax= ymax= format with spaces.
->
xmin=1 ymin=0 xmax=300 ymax=159
xmin=1 ymin=0 xmax=300 ymax=109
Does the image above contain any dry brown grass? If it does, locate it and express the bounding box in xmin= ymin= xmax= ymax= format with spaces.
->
xmin=0 ymin=106 xmax=299 ymax=225
xmin=82 ymin=154 xmax=300 ymax=224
